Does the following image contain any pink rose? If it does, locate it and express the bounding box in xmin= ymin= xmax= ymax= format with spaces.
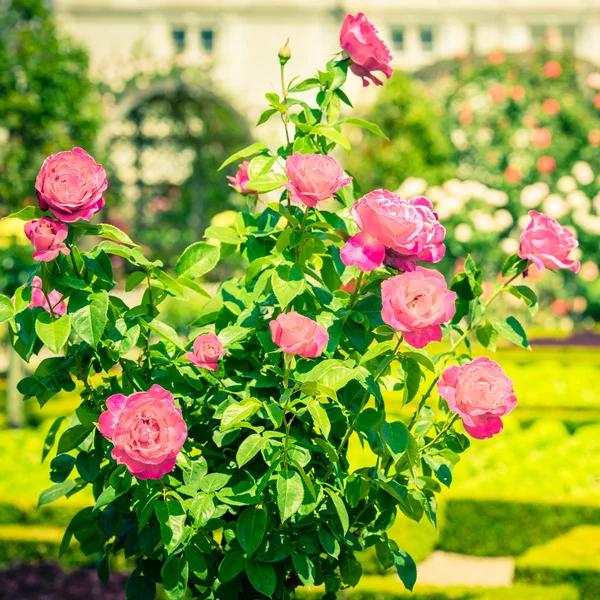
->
xmin=35 ymin=148 xmax=107 ymax=222
xmin=381 ymin=267 xmax=456 ymax=348
xmin=185 ymin=333 xmax=226 ymax=371
xmin=269 ymin=312 xmax=329 ymax=358
xmin=283 ymin=153 xmax=352 ymax=208
xmin=227 ymin=162 xmax=258 ymax=195
xmin=29 ymin=276 xmax=67 ymax=316
xmin=24 ymin=217 xmax=71 ymax=262
xmin=437 ymin=357 xmax=517 ymax=439
xmin=341 ymin=190 xmax=446 ymax=272
xmin=519 ymin=211 xmax=580 ymax=273
xmin=340 ymin=13 xmax=393 ymax=87
xmin=98 ymin=385 xmax=187 ymax=480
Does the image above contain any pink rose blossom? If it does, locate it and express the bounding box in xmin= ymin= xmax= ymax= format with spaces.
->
xmin=227 ymin=161 xmax=258 ymax=195
xmin=185 ymin=333 xmax=226 ymax=371
xmin=283 ymin=153 xmax=351 ymax=208
xmin=269 ymin=312 xmax=329 ymax=358
xmin=339 ymin=232 xmax=385 ymax=272
xmin=98 ymin=385 xmax=187 ymax=480
xmin=381 ymin=267 xmax=456 ymax=348
xmin=24 ymin=217 xmax=71 ymax=262
xmin=29 ymin=276 xmax=67 ymax=316
xmin=438 ymin=357 xmax=517 ymax=439
xmin=35 ymin=148 xmax=107 ymax=222
xmin=519 ymin=210 xmax=580 ymax=273
xmin=341 ymin=190 xmax=446 ymax=272
xmin=340 ymin=13 xmax=393 ymax=87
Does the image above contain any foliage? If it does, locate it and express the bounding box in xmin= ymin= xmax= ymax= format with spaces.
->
xmin=1 ymin=35 xmax=547 ymax=600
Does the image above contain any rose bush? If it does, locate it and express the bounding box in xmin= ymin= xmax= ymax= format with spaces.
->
xmin=0 ymin=13 xmax=580 ymax=600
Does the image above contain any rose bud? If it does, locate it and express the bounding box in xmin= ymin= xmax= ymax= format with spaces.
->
xmin=186 ymin=333 xmax=226 ymax=371
xmin=24 ymin=217 xmax=70 ymax=262
xmin=269 ymin=312 xmax=329 ymax=358
xmin=227 ymin=161 xmax=259 ymax=195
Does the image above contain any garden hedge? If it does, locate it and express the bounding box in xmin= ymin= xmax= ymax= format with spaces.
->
xmin=515 ymin=526 xmax=600 ymax=600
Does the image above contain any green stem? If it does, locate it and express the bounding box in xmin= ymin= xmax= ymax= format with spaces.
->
xmin=421 ymin=414 xmax=460 ymax=451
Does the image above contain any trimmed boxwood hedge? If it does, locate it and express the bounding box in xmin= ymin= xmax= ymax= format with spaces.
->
xmin=515 ymin=526 xmax=600 ymax=600
xmin=439 ymin=499 xmax=600 ymax=556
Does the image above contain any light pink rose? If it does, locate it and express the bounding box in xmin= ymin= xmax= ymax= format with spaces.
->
xmin=340 ymin=13 xmax=393 ymax=87
xmin=519 ymin=210 xmax=580 ymax=273
xmin=98 ymin=385 xmax=187 ymax=480
xmin=340 ymin=231 xmax=385 ymax=272
xmin=269 ymin=312 xmax=329 ymax=358
xmin=29 ymin=276 xmax=67 ymax=316
xmin=35 ymin=148 xmax=107 ymax=222
xmin=438 ymin=357 xmax=517 ymax=439
xmin=24 ymin=217 xmax=71 ymax=262
xmin=185 ymin=333 xmax=226 ymax=371
xmin=341 ymin=190 xmax=446 ymax=272
xmin=227 ymin=161 xmax=259 ymax=195
xmin=381 ymin=267 xmax=456 ymax=348
xmin=283 ymin=153 xmax=352 ymax=208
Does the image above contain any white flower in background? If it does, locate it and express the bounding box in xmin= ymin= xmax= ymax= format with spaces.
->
xmin=569 ymin=246 xmax=582 ymax=261
xmin=426 ymin=186 xmax=446 ymax=204
xmin=557 ymin=176 xmax=577 ymax=194
xmin=434 ymin=195 xmax=464 ymax=220
xmin=0 ymin=128 xmax=9 ymax=145
xmin=574 ymin=211 xmax=600 ymax=235
xmin=398 ymin=177 xmax=427 ymax=198
xmin=521 ymin=182 xmax=549 ymax=208
xmin=587 ymin=72 xmax=600 ymax=90
xmin=500 ymin=237 xmax=520 ymax=255
xmin=471 ymin=211 xmax=497 ymax=232
xmin=542 ymin=194 xmax=569 ymax=219
xmin=566 ymin=191 xmax=590 ymax=211
xmin=573 ymin=161 xmax=594 ymax=186
xmin=514 ymin=128 xmax=531 ymax=148
xmin=485 ymin=189 xmax=509 ymax=207
xmin=593 ymin=192 xmax=600 ymax=214
xmin=495 ymin=209 xmax=514 ymax=230
xmin=454 ymin=223 xmax=473 ymax=242
xmin=451 ymin=129 xmax=469 ymax=150
xmin=476 ymin=128 xmax=493 ymax=145
xmin=518 ymin=214 xmax=532 ymax=230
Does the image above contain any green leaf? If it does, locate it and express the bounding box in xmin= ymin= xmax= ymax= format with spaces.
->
xmin=277 ymin=471 xmax=304 ymax=523
xmin=509 ymin=285 xmax=538 ymax=315
xmin=381 ymin=421 xmax=409 ymax=458
xmin=0 ymin=294 xmax=14 ymax=324
xmin=393 ymin=549 xmax=417 ymax=591
xmin=38 ymin=480 xmax=77 ymax=506
xmin=256 ymin=108 xmax=277 ymax=126
xmin=310 ymin=124 xmax=351 ymax=151
xmin=155 ymin=500 xmax=187 ymax=553
xmin=502 ymin=254 xmax=529 ymax=277
xmin=218 ymin=550 xmax=246 ymax=582
xmin=189 ymin=493 xmax=216 ymax=526
xmin=339 ymin=552 xmax=362 ymax=587
xmin=199 ymin=473 xmax=231 ymax=493
xmin=355 ymin=408 xmax=382 ymax=432
xmin=492 ymin=316 xmax=530 ymax=349
xmin=237 ymin=434 xmax=265 ymax=468
xmin=145 ymin=319 xmax=185 ymax=351
xmin=35 ymin=312 xmax=71 ymax=354
xmin=237 ymin=507 xmax=267 ymax=555
xmin=175 ymin=242 xmax=220 ymax=279
xmin=402 ymin=358 xmax=421 ymax=405
xmin=299 ymin=359 xmax=359 ymax=392
xmin=318 ymin=527 xmax=340 ymax=557
xmin=3 ymin=206 xmax=47 ymax=221
xmin=69 ymin=290 xmax=109 ymax=348
xmin=359 ymin=340 xmax=397 ymax=365
xmin=326 ymin=489 xmax=349 ymax=534
xmin=221 ymin=399 xmax=261 ymax=430
xmin=93 ymin=223 xmax=137 ymax=246
xmin=246 ymin=172 xmax=287 ymax=193
xmin=245 ymin=560 xmax=276 ymax=598
xmin=339 ymin=117 xmax=389 ymax=140
xmin=271 ymin=265 xmax=305 ymax=308
xmin=204 ymin=226 xmax=245 ymax=245
xmin=57 ymin=424 xmax=93 ymax=454
xmin=292 ymin=553 xmax=315 ymax=587
xmin=476 ymin=320 xmax=498 ymax=351
xmin=42 ymin=416 xmax=66 ymax=462
xmin=218 ymin=142 xmax=268 ymax=171
xmin=50 ymin=455 xmax=76 ymax=483
xmin=307 ymin=399 xmax=331 ymax=438
xmin=289 ymin=78 xmax=320 ymax=92
xmin=161 ymin=554 xmax=189 ymax=600
xmin=218 ymin=325 xmax=250 ymax=347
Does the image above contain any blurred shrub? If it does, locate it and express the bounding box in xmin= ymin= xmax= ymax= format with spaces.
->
xmin=516 ymin=526 xmax=600 ymax=599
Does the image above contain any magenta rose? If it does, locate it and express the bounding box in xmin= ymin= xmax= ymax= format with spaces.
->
xmin=227 ymin=161 xmax=258 ymax=195
xmin=98 ymin=385 xmax=187 ymax=480
xmin=35 ymin=148 xmax=107 ymax=222
xmin=340 ymin=13 xmax=393 ymax=87
xmin=341 ymin=190 xmax=446 ymax=272
xmin=29 ymin=276 xmax=67 ymax=316
xmin=438 ymin=357 xmax=517 ymax=439
xmin=24 ymin=217 xmax=70 ymax=262
xmin=381 ymin=267 xmax=456 ymax=348
xmin=283 ymin=153 xmax=352 ymax=208
xmin=185 ymin=333 xmax=226 ymax=371
xmin=519 ymin=210 xmax=580 ymax=274
xmin=269 ymin=312 xmax=329 ymax=358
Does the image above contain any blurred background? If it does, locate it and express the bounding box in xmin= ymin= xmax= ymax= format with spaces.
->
xmin=0 ymin=0 xmax=599 ymax=598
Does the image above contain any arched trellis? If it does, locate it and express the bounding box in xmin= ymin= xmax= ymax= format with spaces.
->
xmin=98 ymin=70 xmax=253 ymax=267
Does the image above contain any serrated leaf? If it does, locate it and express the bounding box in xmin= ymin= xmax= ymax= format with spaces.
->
xmin=35 ymin=313 xmax=71 ymax=354
xmin=236 ymin=434 xmax=265 ymax=467
xmin=0 ymin=294 xmax=14 ymax=324
xmin=381 ymin=421 xmax=409 ymax=458
xmin=277 ymin=471 xmax=303 ymax=523
xmin=175 ymin=242 xmax=220 ymax=279
xmin=307 ymin=399 xmax=331 ymax=438
xmin=393 ymin=549 xmax=417 ymax=591
xmin=221 ymin=399 xmax=261 ymax=430
xmin=70 ymin=290 xmax=109 ymax=348
xmin=145 ymin=319 xmax=185 ymax=351
xmin=38 ymin=480 xmax=77 ymax=507
xmin=339 ymin=117 xmax=389 ymax=140
xmin=3 ymin=206 xmax=47 ymax=221
xmin=271 ymin=265 xmax=305 ymax=308
xmin=218 ymin=142 xmax=268 ymax=171
xmin=310 ymin=124 xmax=351 ymax=151
xmin=155 ymin=500 xmax=186 ymax=553
xmin=246 ymin=560 xmax=276 ymax=598
xmin=492 ymin=316 xmax=530 ymax=349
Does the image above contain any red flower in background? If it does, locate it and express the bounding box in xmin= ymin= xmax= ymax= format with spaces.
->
xmin=537 ymin=156 xmax=556 ymax=174
xmin=504 ymin=166 xmax=521 ymax=184
xmin=489 ymin=83 xmax=506 ymax=102
xmin=542 ymin=99 xmax=560 ymax=115
xmin=594 ymin=94 xmax=600 ymax=109
xmin=510 ymin=86 xmax=525 ymax=101
xmin=488 ymin=51 xmax=506 ymax=65
xmin=589 ymin=130 xmax=600 ymax=147
xmin=543 ymin=60 xmax=562 ymax=78
xmin=551 ymin=299 xmax=569 ymax=317
xmin=459 ymin=109 xmax=473 ymax=126
xmin=532 ymin=128 xmax=552 ymax=148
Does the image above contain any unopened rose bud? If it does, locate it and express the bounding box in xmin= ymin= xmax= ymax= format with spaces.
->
xmin=278 ymin=39 xmax=291 ymax=65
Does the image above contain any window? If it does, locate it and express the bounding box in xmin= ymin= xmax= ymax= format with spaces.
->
xmin=200 ymin=29 xmax=214 ymax=53
xmin=172 ymin=29 xmax=186 ymax=53
xmin=420 ymin=27 xmax=434 ymax=52
xmin=391 ymin=28 xmax=404 ymax=52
